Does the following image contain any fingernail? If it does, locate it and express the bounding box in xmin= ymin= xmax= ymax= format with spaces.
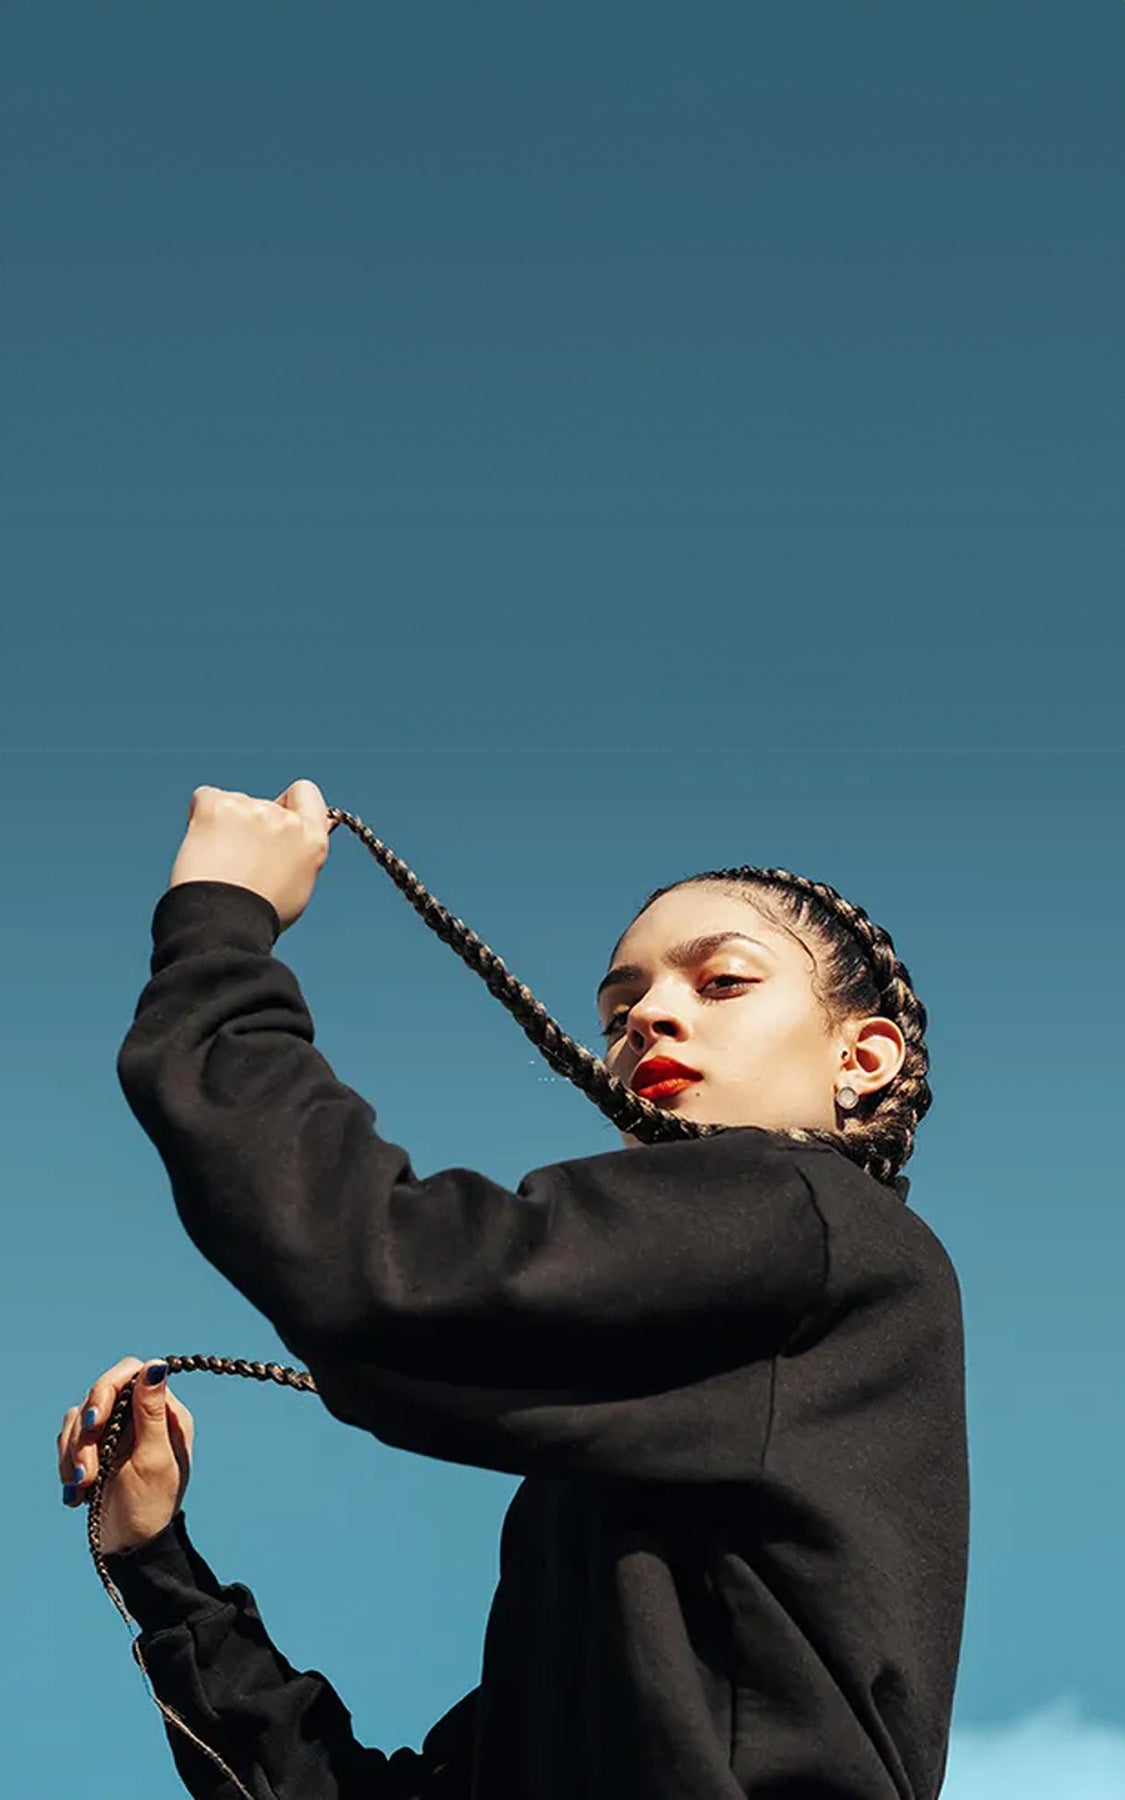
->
xmin=84 ymin=1408 xmax=97 ymax=1429
xmin=73 ymin=1463 xmax=85 ymax=1483
xmin=145 ymin=1363 xmax=169 ymax=1385
xmin=62 ymin=1484 xmax=77 ymax=1505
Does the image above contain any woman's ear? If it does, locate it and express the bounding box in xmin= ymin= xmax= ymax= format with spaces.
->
xmin=847 ymin=1017 xmax=906 ymax=1101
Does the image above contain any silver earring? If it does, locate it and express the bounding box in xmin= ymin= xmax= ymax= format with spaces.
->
xmin=836 ymin=1082 xmax=859 ymax=1111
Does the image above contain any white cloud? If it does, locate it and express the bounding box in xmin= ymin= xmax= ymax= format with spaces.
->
xmin=944 ymin=1698 xmax=1125 ymax=1799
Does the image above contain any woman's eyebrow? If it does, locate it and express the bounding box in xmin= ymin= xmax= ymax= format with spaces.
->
xmin=596 ymin=933 xmax=774 ymax=1003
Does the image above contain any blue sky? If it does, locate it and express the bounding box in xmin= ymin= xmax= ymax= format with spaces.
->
xmin=2 ymin=3 xmax=1122 ymax=1794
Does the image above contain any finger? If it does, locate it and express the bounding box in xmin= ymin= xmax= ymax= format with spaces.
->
xmin=277 ymin=779 xmax=329 ymax=833
xmin=188 ymin=785 xmax=220 ymax=821
xmin=82 ymin=1356 xmax=146 ymax=1438
xmin=57 ymin=1406 xmax=81 ymax=1486
xmin=130 ymin=1360 xmax=174 ymax=1466
xmin=190 ymin=785 xmax=252 ymax=824
xmin=59 ymin=1406 xmax=93 ymax=1507
xmin=72 ymin=1355 xmax=149 ymax=1498
xmin=70 ymin=1398 xmax=109 ymax=1495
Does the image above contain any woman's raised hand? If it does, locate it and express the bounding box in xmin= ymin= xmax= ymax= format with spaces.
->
xmin=57 ymin=1357 xmax=194 ymax=1554
xmin=168 ymin=779 xmax=334 ymax=933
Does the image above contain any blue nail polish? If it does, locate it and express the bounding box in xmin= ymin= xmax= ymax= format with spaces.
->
xmin=62 ymin=1484 xmax=77 ymax=1505
xmin=145 ymin=1362 xmax=169 ymax=1385
xmin=84 ymin=1408 xmax=97 ymax=1429
xmin=73 ymin=1463 xmax=85 ymax=1484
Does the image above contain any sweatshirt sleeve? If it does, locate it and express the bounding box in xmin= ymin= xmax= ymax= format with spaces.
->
xmin=116 ymin=881 xmax=828 ymax=1479
xmin=102 ymin=1510 xmax=476 ymax=1799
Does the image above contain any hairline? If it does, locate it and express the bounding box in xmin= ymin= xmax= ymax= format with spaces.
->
xmin=607 ymin=876 xmax=822 ymax=978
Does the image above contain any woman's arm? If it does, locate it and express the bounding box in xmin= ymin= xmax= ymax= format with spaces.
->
xmin=116 ymin=881 xmax=830 ymax=1479
xmin=105 ymin=1511 xmax=476 ymax=1800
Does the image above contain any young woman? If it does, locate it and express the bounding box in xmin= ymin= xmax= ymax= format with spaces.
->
xmin=57 ymin=781 xmax=968 ymax=1799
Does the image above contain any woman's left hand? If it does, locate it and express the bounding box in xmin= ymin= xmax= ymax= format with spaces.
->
xmin=169 ymin=779 xmax=337 ymax=932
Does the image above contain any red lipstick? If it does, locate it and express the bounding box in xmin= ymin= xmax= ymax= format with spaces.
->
xmin=631 ymin=1056 xmax=702 ymax=1099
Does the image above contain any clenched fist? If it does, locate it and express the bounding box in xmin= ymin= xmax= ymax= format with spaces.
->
xmin=170 ymin=778 xmax=336 ymax=932
xmin=57 ymin=1357 xmax=194 ymax=1554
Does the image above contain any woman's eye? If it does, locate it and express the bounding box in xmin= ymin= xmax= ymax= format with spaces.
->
xmin=600 ymin=975 xmax=752 ymax=1038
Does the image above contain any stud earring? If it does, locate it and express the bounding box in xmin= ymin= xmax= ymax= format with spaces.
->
xmin=836 ymin=1082 xmax=859 ymax=1111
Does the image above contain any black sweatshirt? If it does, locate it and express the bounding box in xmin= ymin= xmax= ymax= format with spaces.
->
xmin=107 ymin=880 xmax=969 ymax=1800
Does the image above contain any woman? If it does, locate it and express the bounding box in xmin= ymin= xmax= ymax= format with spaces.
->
xmin=57 ymin=780 xmax=968 ymax=1798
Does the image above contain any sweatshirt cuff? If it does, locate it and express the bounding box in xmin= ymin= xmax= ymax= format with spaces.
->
xmin=102 ymin=1510 xmax=230 ymax=1632
xmin=151 ymin=881 xmax=282 ymax=963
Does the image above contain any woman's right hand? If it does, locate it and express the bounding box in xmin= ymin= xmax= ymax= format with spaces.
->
xmin=57 ymin=1357 xmax=194 ymax=1554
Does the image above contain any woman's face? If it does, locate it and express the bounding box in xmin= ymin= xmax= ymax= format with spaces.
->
xmin=596 ymin=882 xmax=904 ymax=1147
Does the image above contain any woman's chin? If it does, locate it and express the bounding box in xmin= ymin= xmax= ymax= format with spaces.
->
xmin=619 ymin=1090 xmax=736 ymax=1147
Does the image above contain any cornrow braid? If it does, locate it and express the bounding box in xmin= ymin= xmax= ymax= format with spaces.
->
xmin=84 ymin=808 xmax=925 ymax=1789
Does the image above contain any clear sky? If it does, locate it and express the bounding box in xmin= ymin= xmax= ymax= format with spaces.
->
xmin=2 ymin=3 xmax=1122 ymax=1795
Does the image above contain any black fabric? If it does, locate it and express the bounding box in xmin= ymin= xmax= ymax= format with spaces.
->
xmin=112 ymin=878 xmax=969 ymax=1798
xmin=104 ymin=1512 xmax=475 ymax=1798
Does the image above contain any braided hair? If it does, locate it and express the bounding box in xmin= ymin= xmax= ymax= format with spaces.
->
xmin=85 ymin=809 xmax=930 ymax=1795
xmin=314 ymin=814 xmax=927 ymax=1194
xmin=622 ymin=866 xmax=932 ymax=1191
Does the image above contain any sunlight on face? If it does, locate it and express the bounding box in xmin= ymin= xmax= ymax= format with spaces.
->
xmin=597 ymin=883 xmax=899 ymax=1147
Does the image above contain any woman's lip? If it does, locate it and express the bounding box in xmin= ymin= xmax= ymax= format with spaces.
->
xmin=633 ymin=1075 xmax=700 ymax=1099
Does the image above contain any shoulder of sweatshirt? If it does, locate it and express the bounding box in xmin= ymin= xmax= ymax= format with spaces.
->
xmin=785 ymin=1139 xmax=963 ymax=1308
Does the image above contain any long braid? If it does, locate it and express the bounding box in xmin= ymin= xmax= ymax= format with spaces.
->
xmin=323 ymin=809 xmax=855 ymax=1163
xmin=324 ymin=809 xmax=727 ymax=1148
xmin=83 ymin=808 xmax=923 ymax=1790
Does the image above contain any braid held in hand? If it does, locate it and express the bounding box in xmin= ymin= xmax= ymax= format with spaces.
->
xmin=88 ymin=1359 xmax=318 ymax=1800
xmin=84 ymin=805 xmax=930 ymax=1792
xmin=324 ymin=808 xmax=860 ymax=1162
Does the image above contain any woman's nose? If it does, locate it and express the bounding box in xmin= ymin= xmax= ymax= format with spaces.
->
xmin=627 ymin=1001 xmax=688 ymax=1048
